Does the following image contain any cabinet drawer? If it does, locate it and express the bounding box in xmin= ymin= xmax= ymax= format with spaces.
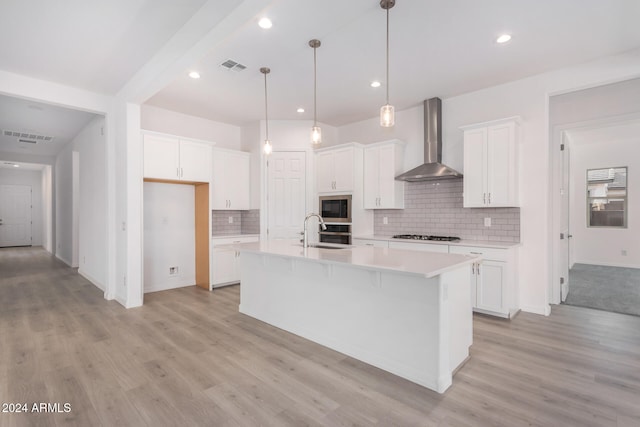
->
xmin=388 ymin=241 xmax=449 ymax=253
xmin=449 ymin=245 xmax=507 ymax=262
xmin=352 ymin=238 xmax=389 ymax=248
xmin=212 ymin=236 xmax=259 ymax=246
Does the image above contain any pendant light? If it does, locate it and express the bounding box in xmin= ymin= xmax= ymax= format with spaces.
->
xmin=260 ymin=67 xmax=273 ymax=155
xmin=380 ymin=0 xmax=395 ymax=127
xmin=309 ymin=39 xmax=322 ymax=145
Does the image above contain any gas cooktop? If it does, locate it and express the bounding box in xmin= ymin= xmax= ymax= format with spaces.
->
xmin=392 ymin=234 xmax=461 ymax=242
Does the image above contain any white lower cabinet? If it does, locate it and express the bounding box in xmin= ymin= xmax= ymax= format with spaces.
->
xmin=449 ymin=245 xmax=518 ymax=318
xmin=352 ymin=238 xmax=389 ymax=248
xmin=211 ymin=236 xmax=259 ymax=287
xmin=388 ymin=241 xmax=449 ymax=253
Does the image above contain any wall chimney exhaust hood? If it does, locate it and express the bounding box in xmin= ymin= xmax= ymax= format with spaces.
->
xmin=395 ymin=97 xmax=463 ymax=181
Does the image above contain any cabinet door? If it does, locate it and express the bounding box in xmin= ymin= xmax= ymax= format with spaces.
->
xmin=212 ymin=248 xmax=238 ymax=285
xmin=227 ymin=152 xmax=250 ymax=210
xmin=316 ymin=151 xmax=335 ymax=193
xmin=463 ymin=128 xmax=487 ymax=207
xmin=179 ymin=141 xmax=211 ymax=182
xmin=352 ymin=238 xmax=389 ymax=248
xmin=363 ymin=147 xmax=379 ymax=208
xmin=377 ymin=144 xmax=397 ymax=208
xmin=476 ymin=260 xmax=506 ymax=314
xmin=486 ymin=123 xmax=514 ymax=206
xmin=143 ymin=134 xmax=180 ymax=180
xmin=333 ymin=148 xmax=354 ymax=192
xmin=211 ymin=152 xmax=228 ymax=209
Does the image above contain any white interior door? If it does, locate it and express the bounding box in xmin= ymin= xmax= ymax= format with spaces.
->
xmin=267 ymin=151 xmax=306 ymax=239
xmin=560 ymin=136 xmax=571 ymax=302
xmin=0 ymin=185 xmax=33 ymax=247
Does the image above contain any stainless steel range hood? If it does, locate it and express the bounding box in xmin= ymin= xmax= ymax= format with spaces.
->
xmin=395 ymin=97 xmax=463 ymax=181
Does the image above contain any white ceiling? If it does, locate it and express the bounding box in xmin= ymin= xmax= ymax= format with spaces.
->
xmin=0 ymin=94 xmax=97 ymax=157
xmin=0 ymin=0 xmax=210 ymax=94
xmin=146 ymin=0 xmax=640 ymax=126
xmin=0 ymin=0 xmax=639 ymax=149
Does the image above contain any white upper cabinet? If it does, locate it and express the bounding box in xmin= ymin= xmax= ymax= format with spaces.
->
xmin=461 ymin=117 xmax=520 ymax=207
xmin=363 ymin=140 xmax=405 ymax=209
xmin=316 ymin=146 xmax=354 ymax=193
xmin=211 ymin=148 xmax=251 ymax=210
xmin=143 ymin=133 xmax=212 ymax=182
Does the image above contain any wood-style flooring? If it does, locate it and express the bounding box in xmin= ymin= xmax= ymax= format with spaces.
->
xmin=1 ymin=247 xmax=639 ymax=426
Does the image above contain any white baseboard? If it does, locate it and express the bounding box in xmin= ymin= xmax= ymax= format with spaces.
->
xmin=78 ymin=268 xmax=105 ymax=291
xmin=573 ymin=260 xmax=640 ymax=269
xmin=520 ymin=304 xmax=551 ymax=316
xmin=55 ymin=253 xmax=72 ymax=267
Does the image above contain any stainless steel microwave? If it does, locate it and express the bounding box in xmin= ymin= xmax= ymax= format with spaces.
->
xmin=319 ymin=195 xmax=352 ymax=223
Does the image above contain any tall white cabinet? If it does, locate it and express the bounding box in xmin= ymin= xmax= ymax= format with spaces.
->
xmin=461 ymin=117 xmax=520 ymax=207
xmin=211 ymin=148 xmax=251 ymax=210
xmin=363 ymin=140 xmax=405 ymax=209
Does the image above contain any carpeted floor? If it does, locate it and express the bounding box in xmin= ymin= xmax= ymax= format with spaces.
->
xmin=565 ymin=263 xmax=640 ymax=317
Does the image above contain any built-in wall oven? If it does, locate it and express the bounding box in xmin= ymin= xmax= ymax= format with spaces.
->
xmin=319 ymin=195 xmax=352 ymax=244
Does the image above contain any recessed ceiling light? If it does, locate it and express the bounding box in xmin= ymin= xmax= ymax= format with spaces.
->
xmin=297 ymin=108 xmax=305 ymax=113
xmin=258 ymin=17 xmax=272 ymax=29
xmin=370 ymin=81 xmax=381 ymax=88
xmin=13 ymin=164 xmax=20 ymax=168
xmin=188 ymin=71 xmax=201 ymax=79
xmin=496 ymin=34 xmax=512 ymax=44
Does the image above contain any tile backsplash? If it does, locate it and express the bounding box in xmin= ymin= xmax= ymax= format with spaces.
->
xmin=212 ymin=209 xmax=260 ymax=236
xmin=373 ymin=179 xmax=520 ymax=242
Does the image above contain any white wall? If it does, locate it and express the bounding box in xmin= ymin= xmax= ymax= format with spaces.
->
xmin=143 ymin=181 xmax=195 ymax=292
xmin=0 ymin=168 xmax=43 ymax=246
xmin=338 ymin=48 xmax=640 ymax=315
xmin=72 ymin=116 xmax=108 ymax=289
xmin=338 ymin=105 xmax=424 ymax=171
xmin=54 ymin=146 xmax=75 ymax=266
xmin=141 ymin=104 xmax=242 ymax=150
xmin=41 ymin=165 xmax=53 ymax=253
xmin=570 ymin=136 xmax=640 ymax=268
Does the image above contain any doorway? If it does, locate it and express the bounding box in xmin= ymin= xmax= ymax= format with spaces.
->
xmin=550 ymin=78 xmax=640 ymax=311
xmin=267 ymin=151 xmax=306 ymax=239
xmin=0 ymin=184 xmax=32 ymax=247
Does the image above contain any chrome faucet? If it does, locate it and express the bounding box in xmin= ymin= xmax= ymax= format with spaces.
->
xmin=303 ymin=213 xmax=327 ymax=248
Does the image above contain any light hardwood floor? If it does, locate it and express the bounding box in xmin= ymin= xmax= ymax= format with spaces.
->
xmin=1 ymin=247 xmax=639 ymax=427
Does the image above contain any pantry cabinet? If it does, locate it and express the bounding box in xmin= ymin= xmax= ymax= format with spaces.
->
xmin=211 ymin=148 xmax=251 ymax=210
xmin=461 ymin=117 xmax=520 ymax=207
xmin=363 ymin=140 xmax=405 ymax=209
xmin=143 ymin=133 xmax=212 ymax=182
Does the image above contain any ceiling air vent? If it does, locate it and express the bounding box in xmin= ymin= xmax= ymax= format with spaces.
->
xmin=219 ymin=59 xmax=247 ymax=72
xmin=3 ymin=129 xmax=55 ymax=143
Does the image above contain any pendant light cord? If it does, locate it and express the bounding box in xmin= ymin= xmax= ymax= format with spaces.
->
xmin=264 ymin=71 xmax=269 ymax=139
xmin=313 ymin=45 xmax=318 ymax=126
xmin=385 ymin=5 xmax=390 ymax=106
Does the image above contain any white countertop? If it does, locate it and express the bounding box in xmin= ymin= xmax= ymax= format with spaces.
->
xmin=353 ymin=235 xmax=521 ymax=249
xmin=234 ymin=239 xmax=479 ymax=279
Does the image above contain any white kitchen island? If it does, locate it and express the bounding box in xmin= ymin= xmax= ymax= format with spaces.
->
xmin=235 ymin=240 xmax=480 ymax=393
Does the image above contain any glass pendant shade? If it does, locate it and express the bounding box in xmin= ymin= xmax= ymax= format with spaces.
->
xmin=263 ymin=139 xmax=272 ymax=155
xmin=311 ymin=126 xmax=322 ymax=145
xmin=380 ymin=104 xmax=395 ymax=127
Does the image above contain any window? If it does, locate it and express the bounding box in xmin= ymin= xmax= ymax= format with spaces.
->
xmin=587 ymin=167 xmax=627 ymax=228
